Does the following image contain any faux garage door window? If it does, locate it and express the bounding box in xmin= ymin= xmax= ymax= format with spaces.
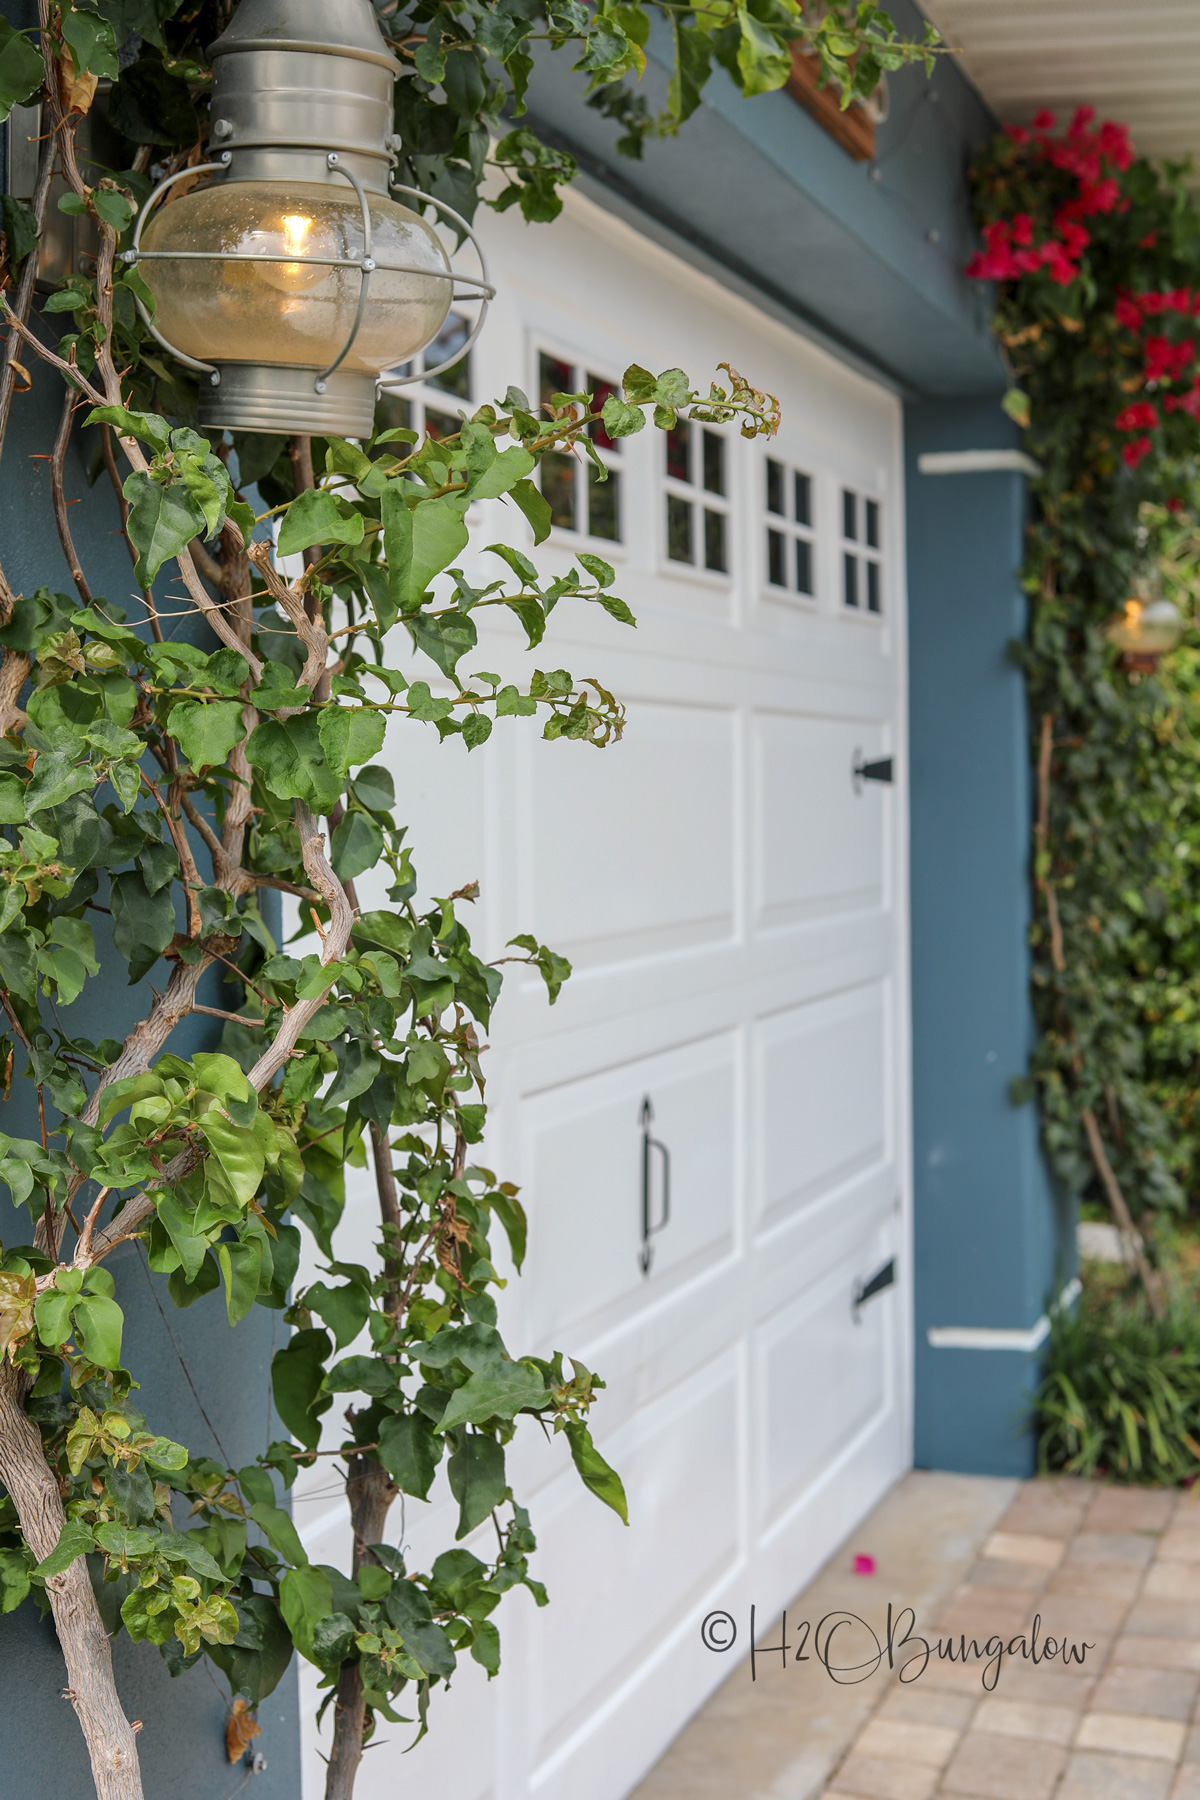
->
xmin=373 ymin=309 xmax=473 ymax=441
xmin=665 ymin=419 xmax=729 ymax=573
xmin=537 ymin=351 xmax=622 ymax=541
xmin=765 ymin=455 xmax=816 ymax=597
xmin=841 ymin=487 xmax=883 ymax=614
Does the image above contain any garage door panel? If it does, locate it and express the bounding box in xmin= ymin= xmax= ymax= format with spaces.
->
xmin=520 ymin=701 xmax=737 ymax=969
xmin=754 ymin=983 xmax=887 ymax=1235
xmin=521 ymin=1033 xmax=738 ymax=1347
xmin=526 ymin=1352 xmax=740 ymax=1776
xmin=756 ymin=1231 xmax=892 ymax=1532
xmin=753 ymin=711 xmax=887 ymax=930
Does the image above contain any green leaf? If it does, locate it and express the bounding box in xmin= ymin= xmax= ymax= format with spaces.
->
xmin=467 ymin=445 xmax=535 ymax=500
xmin=276 ymin=487 xmax=365 ymax=556
xmin=0 ymin=18 xmax=44 ymax=124
xmin=668 ymin=19 xmax=712 ymax=125
xmin=0 ymin=196 xmax=37 ymax=272
xmin=34 ymin=1286 xmax=77 ymax=1349
xmin=24 ymin=749 xmax=93 ymax=816
xmin=470 ymin=1617 xmax=501 ymax=1674
xmin=73 ymin=1294 xmax=123 ymax=1368
xmin=166 ymin=698 xmax=245 ymax=769
xmin=305 ymin=1279 xmax=368 ymax=1352
xmin=123 ymin=470 xmax=208 ymax=585
xmin=377 ymin=1411 xmax=440 ymax=1500
xmin=33 ymin=1517 xmax=94 ymax=1580
xmin=407 ymin=610 xmax=477 ymax=679
xmin=0 ymin=1546 xmax=30 ymax=1614
xmin=599 ymin=393 xmax=646 ymax=439
xmin=509 ymin=477 xmax=552 ymax=544
xmin=244 ymin=714 xmax=341 ymax=812
xmin=91 ymin=187 xmax=133 ymax=233
xmin=318 ymin=706 xmax=386 ymax=781
xmin=736 ymin=6 xmax=792 ymax=95
xmin=438 ymin=1361 xmax=550 ymax=1431
xmin=216 ymin=1239 xmax=262 ymax=1325
xmin=83 ymin=405 xmax=170 ymax=454
xmin=381 ymin=488 xmax=470 ymax=612
xmin=271 ymin=1328 xmax=333 ymax=1450
xmin=200 ymin=1112 xmax=265 ymax=1206
xmin=447 ymin=1433 xmax=507 ymax=1540
xmin=279 ymin=1563 xmax=333 ymax=1663
xmin=330 ymin=809 xmax=384 ymax=881
xmin=248 ymin=1500 xmax=307 ymax=1568
xmin=109 ymin=870 xmax=176 ymax=984
xmin=563 ymin=1421 xmax=628 ymax=1523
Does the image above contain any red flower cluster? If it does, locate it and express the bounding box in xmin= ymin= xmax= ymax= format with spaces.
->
xmin=968 ymin=107 xmax=1200 ymax=471
xmin=967 ymin=107 xmax=1133 ymax=286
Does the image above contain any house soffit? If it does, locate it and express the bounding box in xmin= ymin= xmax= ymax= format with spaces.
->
xmin=920 ymin=0 xmax=1200 ymax=167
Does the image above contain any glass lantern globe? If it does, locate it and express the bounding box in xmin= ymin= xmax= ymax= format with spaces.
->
xmin=1105 ymin=592 xmax=1185 ymax=670
xmin=140 ymin=181 xmax=451 ymax=375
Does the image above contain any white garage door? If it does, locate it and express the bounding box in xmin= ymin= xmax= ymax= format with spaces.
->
xmin=295 ymin=185 xmax=912 ymax=1800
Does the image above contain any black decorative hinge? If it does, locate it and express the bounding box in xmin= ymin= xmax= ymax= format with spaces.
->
xmin=852 ymin=750 xmax=894 ymax=793
xmin=639 ymin=1095 xmax=671 ymax=1277
xmin=852 ymin=1258 xmax=896 ymax=1320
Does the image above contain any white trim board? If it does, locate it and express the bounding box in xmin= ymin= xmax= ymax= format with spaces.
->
xmin=927 ymin=1278 xmax=1082 ymax=1352
xmin=917 ymin=449 xmax=1042 ymax=478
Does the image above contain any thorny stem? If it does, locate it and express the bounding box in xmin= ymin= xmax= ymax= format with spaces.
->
xmin=50 ymin=381 xmax=92 ymax=603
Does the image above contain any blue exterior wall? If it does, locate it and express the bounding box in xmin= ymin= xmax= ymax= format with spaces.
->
xmin=905 ymin=402 xmax=1073 ymax=1475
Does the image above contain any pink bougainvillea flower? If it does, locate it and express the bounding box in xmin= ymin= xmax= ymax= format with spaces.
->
xmin=1011 ymin=212 xmax=1035 ymax=247
xmin=853 ymin=1554 xmax=876 ymax=1576
xmin=1005 ymin=123 xmax=1030 ymax=146
xmin=1122 ymin=436 xmax=1154 ymax=468
xmin=1069 ymin=104 xmax=1097 ymax=137
xmin=1032 ymin=108 xmax=1057 ymax=131
xmin=1138 ymin=230 xmax=1158 ymax=249
xmin=1115 ymin=401 xmax=1160 ymax=430
xmin=1097 ymin=120 xmax=1134 ymax=169
xmin=1115 ymin=293 xmax=1143 ymax=331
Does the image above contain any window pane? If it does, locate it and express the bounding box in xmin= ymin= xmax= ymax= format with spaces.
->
xmin=865 ymin=498 xmax=880 ymax=548
xmin=768 ymin=528 xmax=786 ymax=586
xmin=794 ymin=471 xmax=812 ymax=527
xmin=702 ymin=430 xmax=725 ymax=496
xmin=795 ymin=537 xmax=813 ymax=595
xmin=866 ymin=559 xmax=881 ymax=613
xmin=540 ymin=352 xmax=575 ymax=409
xmin=666 ymin=422 xmax=691 ymax=483
xmin=587 ymin=465 xmax=620 ymax=541
xmin=424 ymin=311 xmax=472 ymax=399
xmin=541 ymin=452 xmax=577 ymax=530
xmin=844 ymin=552 xmax=859 ymax=608
xmin=587 ymin=373 xmax=620 ymax=453
xmin=843 ymin=489 xmax=858 ymax=541
xmin=424 ymin=407 xmax=460 ymax=442
xmin=766 ymin=459 xmax=785 ymax=516
xmin=667 ymin=494 xmax=693 ymax=563
xmin=704 ymin=507 xmax=727 ymax=573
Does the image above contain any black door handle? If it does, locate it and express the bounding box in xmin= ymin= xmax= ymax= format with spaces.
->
xmin=639 ymin=1094 xmax=671 ymax=1277
xmin=852 ymin=750 xmax=893 ymax=792
xmin=853 ymin=1258 xmax=895 ymax=1320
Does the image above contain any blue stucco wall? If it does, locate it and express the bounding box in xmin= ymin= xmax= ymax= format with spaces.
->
xmin=0 ymin=348 xmax=302 ymax=1794
xmin=905 ymin=400 xmax=1072 ymax=1476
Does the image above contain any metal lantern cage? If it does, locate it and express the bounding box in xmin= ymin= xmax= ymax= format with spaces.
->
xmin=120 ymin=0 xmax=495 ymax=439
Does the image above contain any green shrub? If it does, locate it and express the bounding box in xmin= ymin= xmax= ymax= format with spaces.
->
xmin=1036 ymin=1282 xmax=1200 ymax=1483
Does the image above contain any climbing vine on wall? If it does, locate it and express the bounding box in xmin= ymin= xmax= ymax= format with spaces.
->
xmin=967 ymin=107 xmax=1200 ymax=1262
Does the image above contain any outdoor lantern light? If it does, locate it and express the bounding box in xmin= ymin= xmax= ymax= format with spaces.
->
xmin=1105 ymin=583 xmax=1186 ymax=672
xmin=122 ymin=0 xmax=493 ymax=438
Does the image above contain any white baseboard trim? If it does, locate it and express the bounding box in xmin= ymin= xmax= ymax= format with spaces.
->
xmin=926 ymin=1277 xmax=1082 ymax=1352
xmin=917 ymin=449 xmax=1042 ymax=478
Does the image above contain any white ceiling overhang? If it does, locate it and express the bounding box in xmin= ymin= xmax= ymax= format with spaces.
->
xmin=919 ymin=0 xmax=1200 ymax=166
